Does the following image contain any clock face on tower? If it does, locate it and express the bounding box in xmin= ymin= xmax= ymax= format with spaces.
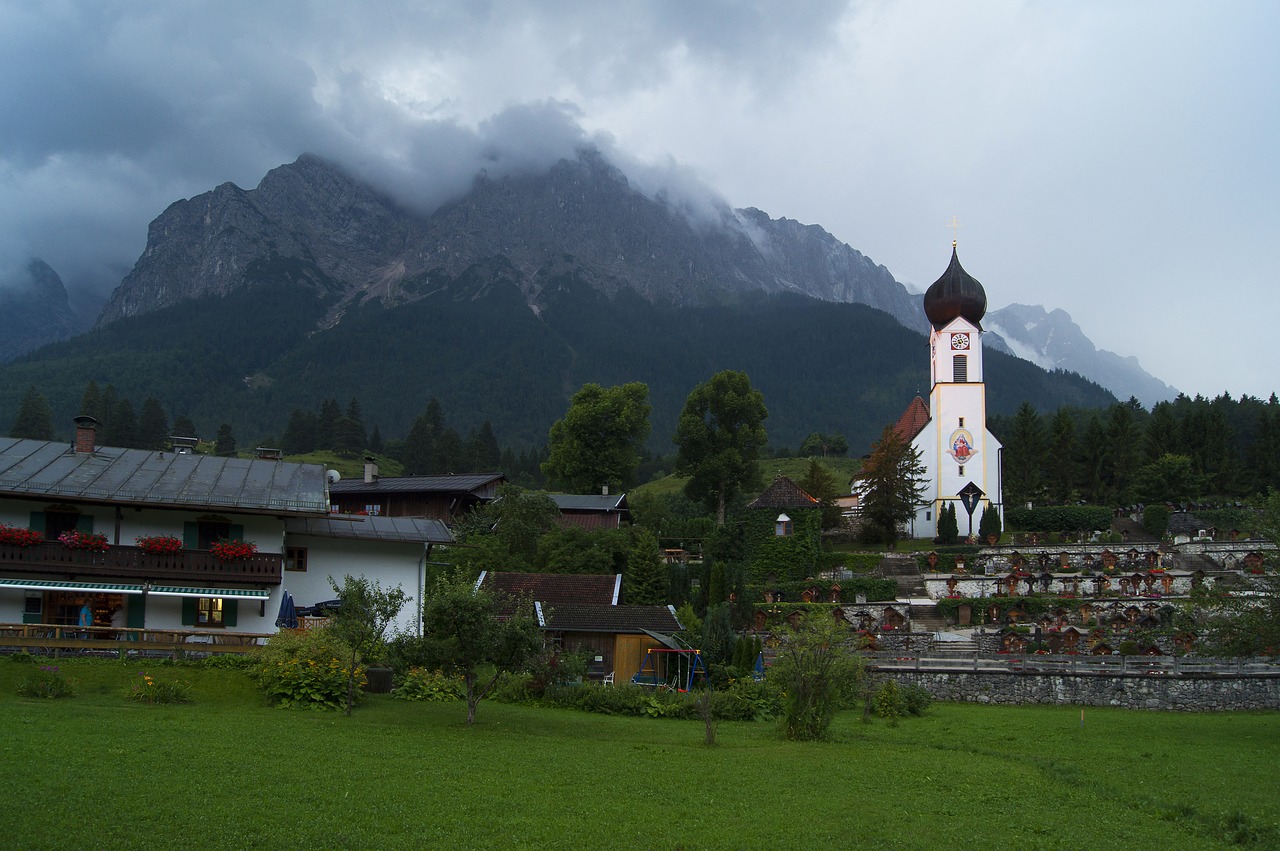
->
xmin=951 ymin=332 xmax=970 ymax=351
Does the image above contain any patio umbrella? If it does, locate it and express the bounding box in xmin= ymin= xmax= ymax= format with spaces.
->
xmin=275 ymin=591 xmax=298 ymax=629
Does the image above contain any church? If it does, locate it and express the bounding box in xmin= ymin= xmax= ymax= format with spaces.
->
xmin=887 ymin=242 xmax=1004 ymax=540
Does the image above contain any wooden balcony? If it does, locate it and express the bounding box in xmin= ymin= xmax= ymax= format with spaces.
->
xmin=0 ymin=540 xmax=283 ymax=585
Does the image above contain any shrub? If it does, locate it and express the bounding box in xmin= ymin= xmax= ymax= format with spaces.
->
xmin=978 ymin=504 xmax=1003 ymax=542
xmin=1005 ymin=505 xmax=1113 ymax=533
xmin=392 ymin=668 xmax=465 ymax=702
xmin=125 ymin=670 xmax=193 ymax=704
xmin=1142 ymin=504 xmax=1171 ymax=539
xmin=872 ymin=679 xmax=905 ymax=725
xmin=17 ymin=665 xmax=76 ymax=699
xmin=902 ymin=683 xmax=933 ymax=716
xmin=252 ymin=627 xmax=361 ymax=710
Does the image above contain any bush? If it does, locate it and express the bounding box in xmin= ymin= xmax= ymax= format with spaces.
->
xmin=978 ymin=504 xmax=1002 ymax=542
xmin=17 ymin=665 xmax=76 ymax=699
xmin=902 ymin=683 xmax=933 ymax=716
xmin=392 ymin=668 xmax=465 ymax=702
xmin=1005 ymin=505 xmax=1113 ymax=533
xmin=540 ymin=679 xmax=781 ymax=722
xmin=872 ymin=680 xmax=904 ymax=724
xmin=1142 ymin=504 xmax=1171 ymax=539
xmin=125 ymin=670 xmax=193 ymax=704
xmin=252 ymin=627 xmax=362 ymax=710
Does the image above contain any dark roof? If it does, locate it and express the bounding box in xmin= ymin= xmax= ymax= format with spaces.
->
xmin=284 ymin=514 xmax=454 ymax=544
xmin=923 ymin=246 xmax=987 ymax=329
xmin=481 ymin=571 xmax=620 ymax=607
xmin=747 ymin=475 xmax=818 ymax=510
xmin=329 ymin=473 xmax=505 ymax=495
xmin=0 ymin=437 xmax=329 ymax=515
xmin=893 ymin=396 xmax=931 ymax=443
xmin=549 ymin=493 xmax=629 ymax=512
xmin=540 ymin=603 xmax=682 ymax=634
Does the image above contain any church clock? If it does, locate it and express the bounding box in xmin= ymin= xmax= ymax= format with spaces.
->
xmin=950 ymin=332 xmax=970 ymax=350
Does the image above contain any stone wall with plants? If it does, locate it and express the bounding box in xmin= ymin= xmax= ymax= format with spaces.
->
xmin=889 ymin=669 xmax=1280 ymax=711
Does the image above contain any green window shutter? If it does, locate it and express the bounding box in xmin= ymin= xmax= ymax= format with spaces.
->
xmin=76 ymin=514 xmax=94 ymax=533
xmin=181 ymin=597 xmax=197 ymax=625
xmin=127 ymin=596 xmax=146 ymax=629
xmin=230 ymin=524 xmax=244 ymax=541
xmin=224 ymin=599 xmax=238 ymax=627
xmin=29 ymin=512 xmax=45 ymax=535
xmin=183 ymin=522 xmax=198 ymax=550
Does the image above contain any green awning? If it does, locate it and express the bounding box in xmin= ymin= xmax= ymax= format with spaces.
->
xmin=0 ymin=578 xmax=146 ymax=594
xmin=148 ymin=586 xmax=271 ymax=599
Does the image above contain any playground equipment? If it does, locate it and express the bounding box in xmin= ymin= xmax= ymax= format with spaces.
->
xmin=630 ymin=641 xmax=707 ymax=691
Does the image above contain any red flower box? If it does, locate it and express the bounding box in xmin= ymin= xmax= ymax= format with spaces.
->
xmin=0 ymin=525 xmax=43 ymax=547
xmin=210 ymin=538 xmax=258 ymax=560
xmin=135 ymin=534 xmax=183 ymax=555
xmin=58 ymin=530 xmax=109 ymax=552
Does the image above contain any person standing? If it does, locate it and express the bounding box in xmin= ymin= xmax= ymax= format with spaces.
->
xmin=78 ymin=599 xmax=93 ymax=638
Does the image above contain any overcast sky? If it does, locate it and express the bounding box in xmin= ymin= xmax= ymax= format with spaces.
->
xmin=1 ymin=1 xmax=1275 ymax=401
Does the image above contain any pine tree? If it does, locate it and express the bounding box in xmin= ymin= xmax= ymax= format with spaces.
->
xmin=336 ymin=398 xmax=367 ymax=457
xmin=281 ymin=409 xmax=317 ymax=455
xmin=215 ymin=423 xmax=237 ymax=457
xmin=402 ymin=412 xmax=437 ymax=474
xmin=368 ymin=425 xmax=384 ymax=453
xmin=434 ymin=427 xmax=465 ymax=473
xmin=172 ymin=415 xmax=198 ymax=439
xmin=79 ymin=380 xmax=102 ymax=422
xmin=106 ymin=398 xmax=138 ymax=448
xmin=316 ymin=398 xmax=341 ymax=450
xmin=857 ymin=425 xmax=926 ymax=547
xmin=137 ymin=398 xmax=169 ymax=450
xmin=10 ymin=386 xmax=54 ymax=440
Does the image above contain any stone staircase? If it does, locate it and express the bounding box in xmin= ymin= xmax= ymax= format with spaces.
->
xmin=879 ymin=555 xmax=926 ymax=598
xmin=909 ymin=605 xmax=947 ymax=634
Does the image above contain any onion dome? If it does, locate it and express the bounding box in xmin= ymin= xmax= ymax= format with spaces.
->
xmin=923 ymin=245 xmax=987 ymax=329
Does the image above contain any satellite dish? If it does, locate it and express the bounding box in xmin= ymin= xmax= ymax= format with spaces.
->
xmin=326 ymin=469 xmax=341 ymax=484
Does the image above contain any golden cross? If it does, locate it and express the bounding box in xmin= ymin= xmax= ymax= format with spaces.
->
xmin=946 ymin=215 xmax=961 ymax=246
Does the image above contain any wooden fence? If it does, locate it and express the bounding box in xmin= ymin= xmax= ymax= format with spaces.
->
xmin=0 ymin=622 xmax=272 ymax=659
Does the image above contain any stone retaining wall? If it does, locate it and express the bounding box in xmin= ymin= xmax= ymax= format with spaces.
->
xmin=886 ymin=669 xmax=1280 ymax=711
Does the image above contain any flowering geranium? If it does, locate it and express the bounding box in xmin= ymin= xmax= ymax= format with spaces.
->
xmin=210 ymin=538 xmax=257 ymax=560
xmin=0 ymin=525 xmax=44 ymax=547
xmin=134 ymin=534 xmax=183 ymax=555
xmin=58 ymin=530 xmax=109 ymax=552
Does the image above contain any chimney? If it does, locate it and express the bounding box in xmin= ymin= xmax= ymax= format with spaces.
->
xmin=364 ymin=455 xmax=379 ymax=484
xmin=255 ymin=447 xmax=283 ymax=460
xmin=602 ymin=485 xmax=609 ymax=496
xmin=73 ymin=415 xmax=98 ymax=453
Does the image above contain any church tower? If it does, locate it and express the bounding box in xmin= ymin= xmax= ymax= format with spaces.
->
xmin=911 ymin=243 xmax=1003 ymax=539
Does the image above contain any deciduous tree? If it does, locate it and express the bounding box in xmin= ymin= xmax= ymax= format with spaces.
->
xmin=542 ymin=382 xmax=651 ymax=493
xmin=420 ymin=571 xmax=542 ymax=724
xmin=327 ymin=575 xmax=409 ymax=716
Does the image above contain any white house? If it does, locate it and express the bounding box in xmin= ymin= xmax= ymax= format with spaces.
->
xmin=0 ymin=417 xmax=451 ymax=638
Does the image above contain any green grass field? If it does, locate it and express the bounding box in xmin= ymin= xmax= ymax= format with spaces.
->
xmin=2 ymin=656 xmax=1277 ymax=849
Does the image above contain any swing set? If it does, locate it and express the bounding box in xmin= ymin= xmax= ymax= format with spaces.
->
xmin=630 ymin=643 xmax=707 ymax=692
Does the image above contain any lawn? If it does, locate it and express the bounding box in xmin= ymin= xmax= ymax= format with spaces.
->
xmin=1 ymin=656 xmax=1277 ymax=849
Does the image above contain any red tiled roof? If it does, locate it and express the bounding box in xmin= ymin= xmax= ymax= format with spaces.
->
xmin=483 ymin=572 xmax=619 ymax=608
xmin=747 ymin=475 xmax=819 ymax=510
xmin=892 ymin=396 xmax=931 ymax=443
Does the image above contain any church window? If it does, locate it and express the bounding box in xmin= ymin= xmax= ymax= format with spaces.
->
xmin=958 ymin=417 xmax=965 ymax=428
xmin=958 ymin=465 xmax=965 ymax=476
xmin=953 ymin=354 xmax=968 ymax=382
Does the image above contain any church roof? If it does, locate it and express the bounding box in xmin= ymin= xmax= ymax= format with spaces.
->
xmin=923 ymin=246 xmax=987 ymax=329
xmin=893 ymin=396 xmax=931 ymax=443
xmin=747 ymin=475 xmax=819 ymax=510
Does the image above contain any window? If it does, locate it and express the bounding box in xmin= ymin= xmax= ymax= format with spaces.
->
xmin=196 ymin=597 xmax=224 ymax=627
xmin=953 ymin=354 xmax=968 ymax=382
xmin=958 ymin=465 xmax=965 ymax=476
xmin=43 ymin=510 xmax=82 ymax=541
xmin=197 ymin=520 xmax=231 ymax=550
xmin=926 ymin=511 xmax=931 ymax=521
xmin=958 ymin=417 xmax=965 ymax=428
xmin=285 ymin=547 xmax=308 ymax=572
xmin=363 ymin=504 xmax=382 ymax=516
xmin=775 ymin=514 xmax=793 ymax=537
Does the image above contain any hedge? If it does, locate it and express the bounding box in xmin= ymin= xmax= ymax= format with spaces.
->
xmin=1004 ymin=505 xmax=1113 ymax=533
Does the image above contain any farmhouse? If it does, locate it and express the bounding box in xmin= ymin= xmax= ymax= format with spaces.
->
xmin=0 ymin=418 xmax=450 ymax=640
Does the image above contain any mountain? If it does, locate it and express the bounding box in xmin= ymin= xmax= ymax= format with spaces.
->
xmin=1 ymin=150 xmax=1119 ymax=453
xmin=0 ymin=259 xmax=83 ymax=361
xmin=985 ymin=303 xmax=1178 ymax=408
xmin=98 ymin=150 xmax=925 ymax=332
